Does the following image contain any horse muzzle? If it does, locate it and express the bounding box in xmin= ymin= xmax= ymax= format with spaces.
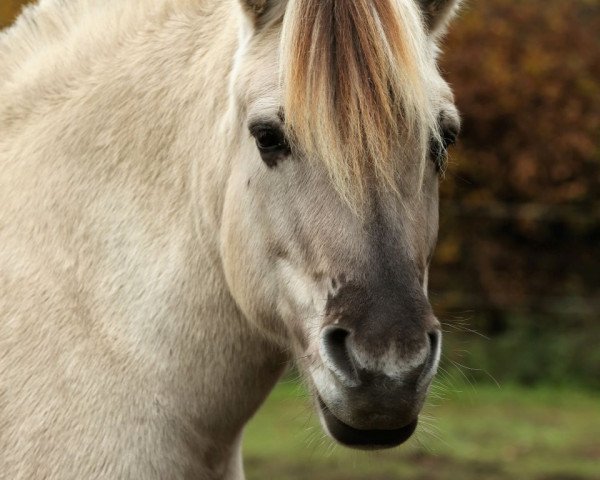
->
xmin=312 ymin=326 xmax=442 ymax=449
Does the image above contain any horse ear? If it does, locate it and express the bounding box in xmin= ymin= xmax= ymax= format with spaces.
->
xmin=419 ymin=0 xmax=462 ymax=35
xmin=238 ymin=0 xmax=285 ymax=27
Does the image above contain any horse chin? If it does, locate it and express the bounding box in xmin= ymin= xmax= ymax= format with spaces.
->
xmin=317 ymin=397 xmax=418 ymax=450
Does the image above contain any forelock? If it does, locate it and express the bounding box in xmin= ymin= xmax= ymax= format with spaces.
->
xmin=281 ymin=0 xmax=440 ymax=210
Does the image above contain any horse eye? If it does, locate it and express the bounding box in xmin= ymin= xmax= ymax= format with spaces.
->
xmin=249 ymin=123 xmax=290 ymax=168
xmin=441 ymin=125 xmax=459 ymax=149
xmin=256 ymin=129 xmax=284 ymax=150
xmin=431 ymin=123 xmax=460 ymax=173
xmin=430 ymin=137 xmax=447 ymax=173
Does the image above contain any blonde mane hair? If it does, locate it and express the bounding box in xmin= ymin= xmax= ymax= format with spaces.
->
xmin=282 ymin=0 xmax=439 ymax=207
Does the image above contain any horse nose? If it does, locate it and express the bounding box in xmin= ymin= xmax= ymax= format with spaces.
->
xmin=319 ymin=325 xmax=442 ymax=389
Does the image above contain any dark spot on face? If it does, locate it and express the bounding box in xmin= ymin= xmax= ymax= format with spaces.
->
xmin=267 ymin=242 xmax=288 ymax=259
xmin=325 ymin=283 xmax=371 ymax=328
xmin=311 ymin=270 xmax=326 ymax=283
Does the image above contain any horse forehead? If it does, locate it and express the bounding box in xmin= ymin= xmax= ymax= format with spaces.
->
xmin=235 ymin=40 xmax=282 ymax=108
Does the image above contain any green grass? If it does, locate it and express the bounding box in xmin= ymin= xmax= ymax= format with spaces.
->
xmin=244 ymin=379 xmax=599 ymax=480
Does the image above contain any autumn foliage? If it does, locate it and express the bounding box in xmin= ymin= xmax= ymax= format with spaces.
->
xmin=433 ymin=0 xmax=599 ymax=321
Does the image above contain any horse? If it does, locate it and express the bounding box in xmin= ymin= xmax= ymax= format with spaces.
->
xmin=0 ymin=0 xmax=462 ymax=478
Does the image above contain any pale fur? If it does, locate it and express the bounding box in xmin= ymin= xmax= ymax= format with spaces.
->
xmin=0 ymin=1 xmax=461 ymax=478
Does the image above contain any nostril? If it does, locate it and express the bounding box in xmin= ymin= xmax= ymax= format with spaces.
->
xmin=428 ymin=330 xmax=440 ymax=359
xmin=320 ymin=326 xmax=360 ymax=387
xmin=418 ymin=330 xmax=442 ymax=390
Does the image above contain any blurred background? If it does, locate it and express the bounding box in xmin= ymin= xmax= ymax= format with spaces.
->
xmin=2 ymin=1 xmax=598 ymax=479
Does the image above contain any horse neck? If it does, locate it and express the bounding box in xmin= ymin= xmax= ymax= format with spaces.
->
xmin=2 ymin=0 xmax=286 ymax=460
xmin=111 ymin=0 xmax=290 ymax=433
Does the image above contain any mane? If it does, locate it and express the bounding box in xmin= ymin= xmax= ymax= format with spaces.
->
xmin=0 ymin=0 xmax=106 ymax=84
xmin=281 ymin=0 xmax=439 ymax=207
xmin=0 ymin=0 xmax=183 ymax=91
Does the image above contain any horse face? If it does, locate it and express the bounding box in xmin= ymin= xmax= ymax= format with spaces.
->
xmin=221 ymin=0 xmax=461 ymax=449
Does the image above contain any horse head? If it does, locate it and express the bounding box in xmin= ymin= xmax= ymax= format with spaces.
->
xmin=222 ymin=0 xmax=461 ymax=449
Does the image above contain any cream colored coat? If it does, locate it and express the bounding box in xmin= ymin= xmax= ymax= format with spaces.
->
xmin=1 ymin=1 xmax=287 ymax=478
